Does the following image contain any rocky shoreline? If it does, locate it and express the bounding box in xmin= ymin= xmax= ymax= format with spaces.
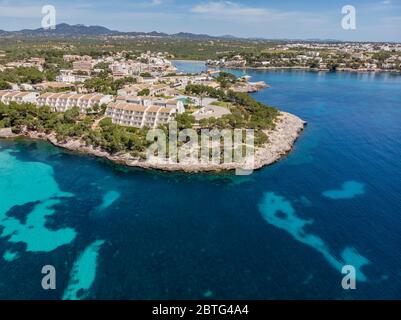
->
xmin=208 ymin=64 xmax=401 ymax=74
xmin=232 ymin=81 xmax=270 ymax=93
xmin=0 ymin=111 xmax=306 ymax=173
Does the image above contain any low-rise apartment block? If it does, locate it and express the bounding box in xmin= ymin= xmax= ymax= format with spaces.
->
xmin=0 ymin=90 xmax=39 ymax=105
xmin=117 ymin=83 xmax=171 ymax=97
xmin=37 ymin=92 xmax=112 ymax=113
xmin=56 ymin=70 xmax=90 ymax=83
xmin=116 ymin=95 xmax=185 ymax=113
xmin=106 ymin=102 xmax=177 ymax=128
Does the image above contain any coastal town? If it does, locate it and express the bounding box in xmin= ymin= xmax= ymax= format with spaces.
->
xmin=2 ymin=41 xmax=399 ymax=136
xmin=1 ymin=40 xmax=400 ymax=172
xmin=1 ymin=0 xmax=401 ymax=303
xmin=2 ymin=40 xmax=401 ymax=171
xmin=0 ymin=48 xmax=305 ymax=172
xmin=0 ymin=51 xmax=270 ymax=129
xmin=2 ymin=39 xmax=400 ymax=172
xmin=207 ymin=42 xmax=401 ymax=72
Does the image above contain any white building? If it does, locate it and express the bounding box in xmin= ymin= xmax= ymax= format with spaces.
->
xmin=116 ymin=96 xmax=185 ymax=114
xmin=0 ymin=90 xmax=39 ymax=105
xmin=37 ymin=92 xmax=113 ymax=113
xmin=20 ymin=83 xmax=34 ymax=91
xmin=106 ymin=102 xmax=177 ymax=128
xmin=117 ymin=83 xmax=170 ymax=97
xmin=56 ymin=71 xmax=90 ymax=83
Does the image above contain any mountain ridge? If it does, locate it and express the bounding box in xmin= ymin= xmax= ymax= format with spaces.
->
xmin=0 ymin=23 xmax=239 ymax=40
xmin=0 ymin=23 xmax=352 ymax=43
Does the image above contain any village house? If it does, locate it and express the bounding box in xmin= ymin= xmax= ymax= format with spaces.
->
xmin=63 ymin=55 xmax=86 ymax=62
xmin=72 ymin=60 xmax=93 ymax=72
xmin=56 ymin=70 xmax=90 ymax=83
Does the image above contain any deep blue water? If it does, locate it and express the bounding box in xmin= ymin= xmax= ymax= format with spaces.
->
xmin=0 ymin=61 xmax=401 ymax=300
xmin=173 ymin=60 xmax=207 ymax=74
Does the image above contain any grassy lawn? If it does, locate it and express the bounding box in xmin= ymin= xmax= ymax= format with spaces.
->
xmin=210 ymin=101 xmax=234 ymax=109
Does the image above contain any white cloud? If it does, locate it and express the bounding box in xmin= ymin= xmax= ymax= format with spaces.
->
xmin=191 ymin=1 xmax=267 ymax=17
xmin=0 ymin=5 xmax=42 ymax=18
xmin=190 ymin=1 xmax=327 ymax=26
xmin=190 ymin=0 xmax=332 ymax=32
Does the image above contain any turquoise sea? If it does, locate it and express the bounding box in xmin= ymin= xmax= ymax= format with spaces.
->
xmin=0 ymin=61 xmax=401 ymax=299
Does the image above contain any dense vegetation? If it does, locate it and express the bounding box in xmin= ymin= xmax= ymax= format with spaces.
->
xmin=185 ymin=83 xmax=279 ymax=145
xmin=185 ymin=85 xmax=278 ymax=127
xmin=0 ymin=67 xmax=44 ymax=84
xmin=0 ymin=37 xmax=277 ymax=63
xmin=84 ymin=75 xmax=137 ymax=95
xmin=0 ymin=80 xmax=11 ymax=90
xmin=215 ymin=71 xmax=238 ymax=88
xmin=0 ymin=102 xmax=149 ymax=156
xmin=138 ymin=88 xmax=150 ymax=96
xmin=85 ymin=118 xmax=149 ymax=156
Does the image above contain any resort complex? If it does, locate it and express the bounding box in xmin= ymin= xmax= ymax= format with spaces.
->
xmin=0 ymin=50 xmax=272 ymax=132
xmin=106 ymin=102 xmax=177 ymax=128
xmin=36 ymin=93 xmax=113 ymax=113
xmin=0 ymin=90 xmax=39 ymax=105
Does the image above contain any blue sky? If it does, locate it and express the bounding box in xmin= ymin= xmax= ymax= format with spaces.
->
xmin=0 ymin=0 xmax=400 ymax=41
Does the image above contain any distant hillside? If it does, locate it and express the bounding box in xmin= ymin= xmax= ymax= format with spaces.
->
xmin=0 ymin=23 xmax=238 ymax=40
xmin=0 ymin=23 xmax=349 ymax=44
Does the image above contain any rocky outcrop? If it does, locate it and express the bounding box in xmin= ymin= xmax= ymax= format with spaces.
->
xmin=254 ymin=112 xmax=306 ymax=169
xmin=0 ymin=128 xmax=18 ymax=138
xmin=232 ymin=81 xmax=269 ymax=93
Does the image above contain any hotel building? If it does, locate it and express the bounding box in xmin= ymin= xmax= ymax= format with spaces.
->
xmin=37 ymin=93 xmax=113 ymax=113
xmin=116 ymin=96 xmax=185 ymax=114
xmin=0 ymin=90 xmax=39 ymax=105
xmin=106 ymin=102 xmax=177 ymax=128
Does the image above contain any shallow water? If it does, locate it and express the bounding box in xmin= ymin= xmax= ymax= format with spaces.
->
xmin=0 ymin=64 xmax=401 ymax=299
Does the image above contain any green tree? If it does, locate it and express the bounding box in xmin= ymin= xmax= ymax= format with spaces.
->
xmin=0 ymin=81 xmax=11 ymax=90
xmin=63 ymin=107 xmax=80 ymax=124
xmin=176 ymin=113 xmax=195 ymax=130
xmin=216 ymin=72 xmax=237 ymax=88
xmin=138 ymin=88 xmax=150 ymax=96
